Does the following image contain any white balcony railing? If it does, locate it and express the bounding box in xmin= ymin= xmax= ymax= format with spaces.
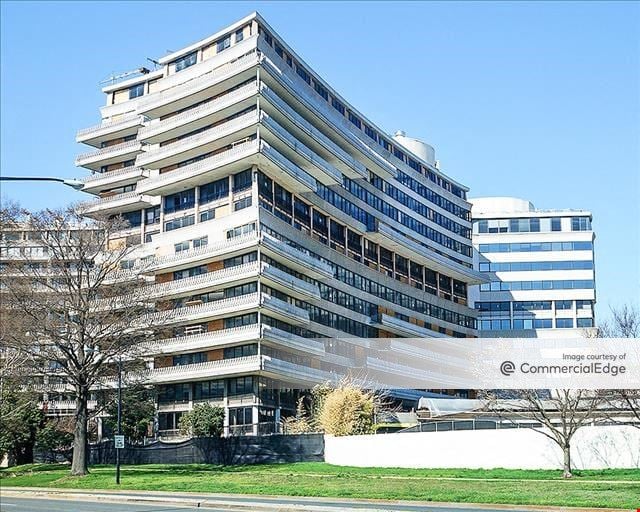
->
xmin=75 ymin=139 xmax=142 ymax=167
xmin=148 ymin=324 xmax=261 ymax=354
xmin=82 ymin=166 xmax=147 ymax=185
xmin=136 ymin=110 xmax=259 ymax=167
xmin=262 ymin=294 xmax=309 ymax=323
xmin=260 ymin=141 xmax=317 ymax=192
xmin=136 ymin=139 xmax=259 ymax=194
xmin=150 ymin=355 xmax=262 ymax=383
xmin=138 ymin=81 xmax=259 ymax=141
xmin=260 ymin=233 xmax=334 ymax=278
xmin=262 ymin=263 xmax=320 ymax=299
xmin=137 ymin=52 xmax=260 ymax=114
xmin=76 ymin=114 xmax=143 ymax=143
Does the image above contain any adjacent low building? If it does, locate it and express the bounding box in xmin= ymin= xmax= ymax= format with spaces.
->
xmin=469 ymin=197 xmax=596 ymax=338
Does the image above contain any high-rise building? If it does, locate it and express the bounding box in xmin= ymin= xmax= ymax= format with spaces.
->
xmin=469 ymin=197 xmax=596 ymax=338
xmin=74 ymin=12 xmax=484 ymax=435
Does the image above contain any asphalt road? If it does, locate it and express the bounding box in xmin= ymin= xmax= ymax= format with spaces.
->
xmin=0 ymin=494 xmax=539 ymax=512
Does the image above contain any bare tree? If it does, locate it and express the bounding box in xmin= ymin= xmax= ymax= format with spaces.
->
xmin=595 ymin=304 xmax=640 ymax=428
xmin=0 ymin=206 xmax=156 ymax=475
xmin=483 ymin=389 xmax=606 ymax=478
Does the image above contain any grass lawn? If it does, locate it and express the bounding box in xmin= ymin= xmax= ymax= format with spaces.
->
xmin=1 ymin=463 xmax=639 ymax=509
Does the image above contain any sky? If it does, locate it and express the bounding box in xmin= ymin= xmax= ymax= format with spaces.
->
xmin=1 ymin=1 xmax=638 ymax=319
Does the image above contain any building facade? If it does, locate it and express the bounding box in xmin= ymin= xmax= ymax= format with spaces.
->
xmin=73 ymin=12 xmax=484 ymax=435
xmin=469 ymin=197 xmax=596 ymax=338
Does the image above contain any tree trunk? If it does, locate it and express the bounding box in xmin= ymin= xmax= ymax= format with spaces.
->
xmin=562 ymin=443 xmax=572 ymax=478
xmin=70 ymin=386 xmax=89 ymax=476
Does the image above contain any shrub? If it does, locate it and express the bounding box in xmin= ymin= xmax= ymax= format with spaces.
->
xmin=179 ymin=403 xmax=225 ymax=438
xmin=318 ymin=385 xmax=375 ymax=436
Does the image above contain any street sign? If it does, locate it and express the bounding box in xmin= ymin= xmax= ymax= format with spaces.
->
xmin=114 ymin=435 xmax=125 ymax=449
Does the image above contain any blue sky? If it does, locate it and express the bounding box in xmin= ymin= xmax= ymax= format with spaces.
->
xmin=1 ymin=1 xmax=638 ymax=318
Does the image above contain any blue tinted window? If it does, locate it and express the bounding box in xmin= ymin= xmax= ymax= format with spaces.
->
xmin=174 ymin=52 xmax=197 ymax=72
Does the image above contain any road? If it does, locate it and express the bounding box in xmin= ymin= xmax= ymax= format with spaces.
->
xmin=0 ymin=493 xmax=546 ymax=512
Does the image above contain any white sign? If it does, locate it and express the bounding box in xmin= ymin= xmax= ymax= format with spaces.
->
xmin=114 ymin=435 xmax=125 ymax=449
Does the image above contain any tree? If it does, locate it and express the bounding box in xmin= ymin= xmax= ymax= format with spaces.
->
xmin=484 ymin=389 xmax=605 ymax=478
xmin=103 ymin=385 xmax=155 ymax=443
xmin=0 ymin=206 xmax=156 ymax=475
xmin=179 ymin=403 xmax=225 ymax=437
xmin=595 ymin=304 xmax=640 ymax=428
xmin=0 ymin=384 xmax=44 ymax=466
xmin=318 ymin=383 xmax=376 ymax=436
xmin=36 ymin=418 xmax=74 ymax=463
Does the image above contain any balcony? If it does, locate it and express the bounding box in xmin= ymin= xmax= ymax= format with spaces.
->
xmin=261 ymin=262 xmax=321 ymax=300
xmin=261 ymin=294 xmax=309 ymax=325
xmin=40 ymin=400 xmax=98 ymax=411
xmin=81 ymin=190 xmax=160 ymax=215
xmin=261 ymin=325 xmax=325 ymax=356
xmin=144 ymin=292 xmax=261 ymax=328
xmin=262 ymin=357 xmax=337 ymax=386
xmin=148 ymin=324 xmax=261 ymax=356
xmin=144 ymin=232 xmax=260 ymax=273
xmin=260 ymin=112 xmax=343 ymax=185
xmin=150 ymin=355 xmax=262 ymax=384
xmin=136 ymin=50 xmax=260 ymax=118
xmin=259 ymin=141 xmax=317 ymax=193
xmin=259 ymin=233 xmax=334 ymax=279
xmin=136 ymin=110 xmax=259 ymax=169
xmin=81 ymin=166 xmax=149 ymax=194
xmin=76 ymin=114 xmax=144 ymax=147
xmin=259 ymin=83 xmax=367 ymax=179
xmin=148 ymin=261 xmax=260 ymax=300
xmin=372 ymin=313 xmax=443 ymax=338
xmin=138 ymin=81 xmax=259 ymax=144
xmin=75 ymin=140 xmax=143 ymax=171
xmin=135 ymin=139 xmax=260 ymax=196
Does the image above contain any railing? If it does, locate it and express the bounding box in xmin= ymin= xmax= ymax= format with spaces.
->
xmin=84 ymin=190 xmax=139 ymax=205
xmin=137 ymin=110 xmax=259 ymax=166
xmin=136 ymin=139 xmax=259 ymax=192
xmin=262 ymin=263 xmax=320 ymax=298
xmin=76 ymin=114 xmax=143 ymax=139
xmin=262 ymin=325 xmax=325 ymax=355
xmin=149 ymin=261 xmax=260 ymax=296
xmin=261 ymin=112 xmax=342 ymax=183
xmin=260 ymin=233 xmax=333 ymax=277
xmin=260 ymin=84 xmax=367 ymax=178
xmin=260 ymin=141 xmax=317 ymax=191
xmin=138 ymin=81 xmax=258 ymax=140
xmin=147 ymin=232 xmax=259 ymax=269
xmin=75 ymin=139 xmax=142 ymax=164
xmin=148 ymin=323 xmax=260 ymax=352
xmin=82 ymin=166 xmax=146 ymax=184
xmin=40 ymin=400 xmax=98 ymax=410
xmin=262 ymin=294 xmax=309 ymax=322
xmin=150 ymin=354 xmax=261 ymax=380
xmin=137 ymin=52 xmax=260 ymax=111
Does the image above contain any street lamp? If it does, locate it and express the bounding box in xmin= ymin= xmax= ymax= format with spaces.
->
xmin=116 ymin=356 xmax=122 ymax=485
xmin=0 ymin=176 xmax=84 ymax=190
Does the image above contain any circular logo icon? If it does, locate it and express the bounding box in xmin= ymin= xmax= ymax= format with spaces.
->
xmin=500 ymin=360 xmax=516 ymax=376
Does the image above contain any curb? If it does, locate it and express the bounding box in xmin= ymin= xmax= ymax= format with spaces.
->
xmin=0 ymin=487 xmax=633 ymax=512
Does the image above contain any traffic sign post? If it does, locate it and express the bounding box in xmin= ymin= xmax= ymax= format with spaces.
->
xmin=114 ymin=435 xmax=125 ymax=449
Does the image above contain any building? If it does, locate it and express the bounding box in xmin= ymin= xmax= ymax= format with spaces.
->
xmin=469 ymin=197 xmax=596 ymax=338
xmin=73 ymin=12 xmax=484 ymax=436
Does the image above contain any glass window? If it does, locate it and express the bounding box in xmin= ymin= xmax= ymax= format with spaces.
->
xmin=235 ymin=28 xmax=244 ymax=43
xmin=129 ymin=83 xmax=144 ymax=99
xmin=216 ymin=35 xmax=231 ymax=53
xmin=577 ymin=318 xmax=593 ymax=328
xmin=200 ymin=178 xmax=229 ymax=204
xmin=331 ymin=97 xmax=345 ymax=115
xmin=164 ymin=215 xmax=194 ymax=231
xmin=556 ymin=318 xmax=574 ymax=329
xmin=164 ymin=189 xmax=195 ymax=214
xmin=551 ymin=217 xmax=562 ymax=231
xmin=555 ymin=300 xmax=573 ymax=310
xmin=174 ymin=241 xmax=190 ymax=253
xmin=174 ymin=52 xmax=197 ymax=72
xmin=234 ymin=196 xmax=252 ymax=211
xmin=145 ymin=206 xmax=160 ymax=225
xmin=193 ymin=236 xmax=208 ymax=249
xmin=233 ymin=169 xmax=252 ymax=192
xmin=571 ymin=217 xmax=591 ymax=231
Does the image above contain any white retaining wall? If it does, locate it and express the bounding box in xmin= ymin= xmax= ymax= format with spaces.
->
xmin=324 ymin=425 xmax=640 ymax=469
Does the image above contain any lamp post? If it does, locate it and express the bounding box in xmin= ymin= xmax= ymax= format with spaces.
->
xmin=116 ymin=356 xmax=122 ymax=485
xmin=0 ymin=176 xmax=84 ymax=190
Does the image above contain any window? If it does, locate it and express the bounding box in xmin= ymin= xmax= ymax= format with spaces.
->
xmin=164 ymin=215 xmax=194 ymax=231
xmin=229 ymin=407 xmax=253 ymax=426
xmin=331 ymin=97 xmax=345 ymax=115
xmin=164 ymin=189 xmax=195 ymax=213
xmin=174 ymin=241 xmax=190 ymax=253
xmin=235 ymin=28 xmax=244 ymax=43
xmin=556 ymin=318 xmax=574 ymax=329
xmin=571 ymin=217 xmax=591 ymax=231
xmin=226 ymin=222 xmax=255 ymax=239
xmin=296 ymin=64 xmax=310 ymax=84
xmin=533 ymin=319 xmax=553 ymax=329
xmin=555 ymin=300 xmax=573 ymax=310
xmin=348 ymin=111 xmax=361 ymax=128
xmin=364 ymin=125 xmax=377 ymax=142
xmin=193 ymin=236 xmax=208 ymax=249
xmin=174 ymin=265 xmax=207 ymax=280
xmin=129 ymin=83 xmax=144 ymax=99
xmin=234 ymin=196 xmax=252 ymax=211
xmin=551 ymin=217 xmax=562 ymax=231
xmin=477 ymin=220 xmax=488 ymax=233
xmin=174 ymin=52 xmax=197 ymax=72
xmin=121 ymin=210 xmax=142 ymax=228
xmin=228 ymin=376 xmax=253 ymax=396
xmin=224 ymin=344 xmax=257 ymax=359
xmin=217 ymin=35 xmax=231 ymax=53
xmin=200 ymin=209 xmax=215 ymax=222
xmin=145 ymin=206 xmax=160 ymax=225
xmin=224 ymin=313 xmax=257 ymax=328
xmin=233 ymin=169 xmax=252 ymax=192
xmin=200 ymin=177 xmax=228 ymax=204
xmin=194 ymin=380 xmax=224 ymax=401
xmin=173 ymin=352 xmax=207 ymax=366
xmin=577 ymin=318 xmax=593 ymax=328
xmin=313 ymin=80 xmax=328 ymax=100
xmin=293 ymin=198 xmax=311 ymax=232
xmin=576 ymin=300 xmax=592 ymax=310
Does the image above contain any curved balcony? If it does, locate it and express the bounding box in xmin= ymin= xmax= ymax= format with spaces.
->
xmin=136 ymin=50 xmax=260 ymax=118
xmin=82 ymin=166 xmax=149 ymax=194
xmin=150 ymin=355 xmax=262 ymax=384
xmin=145 ymin=232 xmax=260 ymax=273
xmin=148 ymin=261 xmax=260 ymax=300
xmin=261 ymin=262 xmax=320 ymax=300
xmin=261 ymin=294 xmax=309 ymax=325
xmin=76 ymin=114 xmax=144 ymax=147
xmin=372 ymin=313 xmax=444 ymax=339
xmin=75 ymin=140 xmax=143 ymax=171
xmin=261 ymin=325 xmax=325 ymax=356
xmin=136 ymin=110 xmax=259 ymax=169
xmin=259 ymin=83 xmax=367 ymax=179
xmin=148 ymin=324 xmax=261 ymax=356
xmin=260 ymin=112 xmax=342 ymax=185
xmin=262 ymin=357 xmax=337 ymax=386
xmin=260 ymin=233 xmax=334 ymax=279
xmin=135 ymin=139 xmax=259 ymax=196
xmin=138 ymin=81 xmax=259 ymax=144
xmin=81 ymin=190 xmax=160 ymax=215
xmin=259 ymin=141 xmax=317 ymax=193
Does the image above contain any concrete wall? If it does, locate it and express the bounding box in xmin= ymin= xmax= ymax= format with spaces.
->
xmin=324 ymin=426 xmax=640 ymax=470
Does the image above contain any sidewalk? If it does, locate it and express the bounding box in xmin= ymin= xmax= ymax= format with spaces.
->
xmin=0 ymin=486 xmax=632 ymax=512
